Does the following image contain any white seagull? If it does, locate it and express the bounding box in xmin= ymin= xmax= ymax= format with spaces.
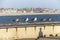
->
xmin=25 ymin=18 xmax=29 ymax=22
xmin=16 ymin=18 xmax=19 ymax=22
xmin=34 ymin=17 xmax=37 ymax=22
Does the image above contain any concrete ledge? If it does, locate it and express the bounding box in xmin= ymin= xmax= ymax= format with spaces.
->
xmin=15 ymin=37 xmax=60 ymax=40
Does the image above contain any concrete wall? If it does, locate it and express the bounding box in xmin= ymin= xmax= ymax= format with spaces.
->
xmin=0 ymin=26 xmax=60 ymax=39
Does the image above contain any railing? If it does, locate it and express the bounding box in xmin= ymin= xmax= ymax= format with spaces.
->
xmin=0 ymin=22 xmax=60 ymax=28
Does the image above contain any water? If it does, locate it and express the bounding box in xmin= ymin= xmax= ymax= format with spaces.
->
xmin=0 ymin=14 xmax=60 ymax=23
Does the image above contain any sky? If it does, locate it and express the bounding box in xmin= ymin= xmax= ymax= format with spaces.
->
xmin=0 ymin=0 xmax=60 ymax=9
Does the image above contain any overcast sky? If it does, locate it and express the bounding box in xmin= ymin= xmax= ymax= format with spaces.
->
xmin=0 ymin=0 xmax=60 ymax=9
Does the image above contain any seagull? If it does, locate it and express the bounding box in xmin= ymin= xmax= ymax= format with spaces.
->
xmin=25 ymin=18 xmax=29 ymax=22
xmin=34 ymin=17 xmax=37 ymax=22
xmin=43 ymin=18 xmax=46 ymax=21
xmin=16 ymin=18 xmax=19 ymax=22
xmin=48 ymin=17 xmax=52 ymax=21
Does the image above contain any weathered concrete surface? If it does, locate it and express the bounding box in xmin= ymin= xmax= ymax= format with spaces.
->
xmin=15 ymin=38 xmax=35 ymax=40
xmin=15 ymin=38 xmax=60 ymax=40
xmin=0 ymin=26 xmax=60 ymax=39
xmin=0 ymin=38 xmax=60 ymax=40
